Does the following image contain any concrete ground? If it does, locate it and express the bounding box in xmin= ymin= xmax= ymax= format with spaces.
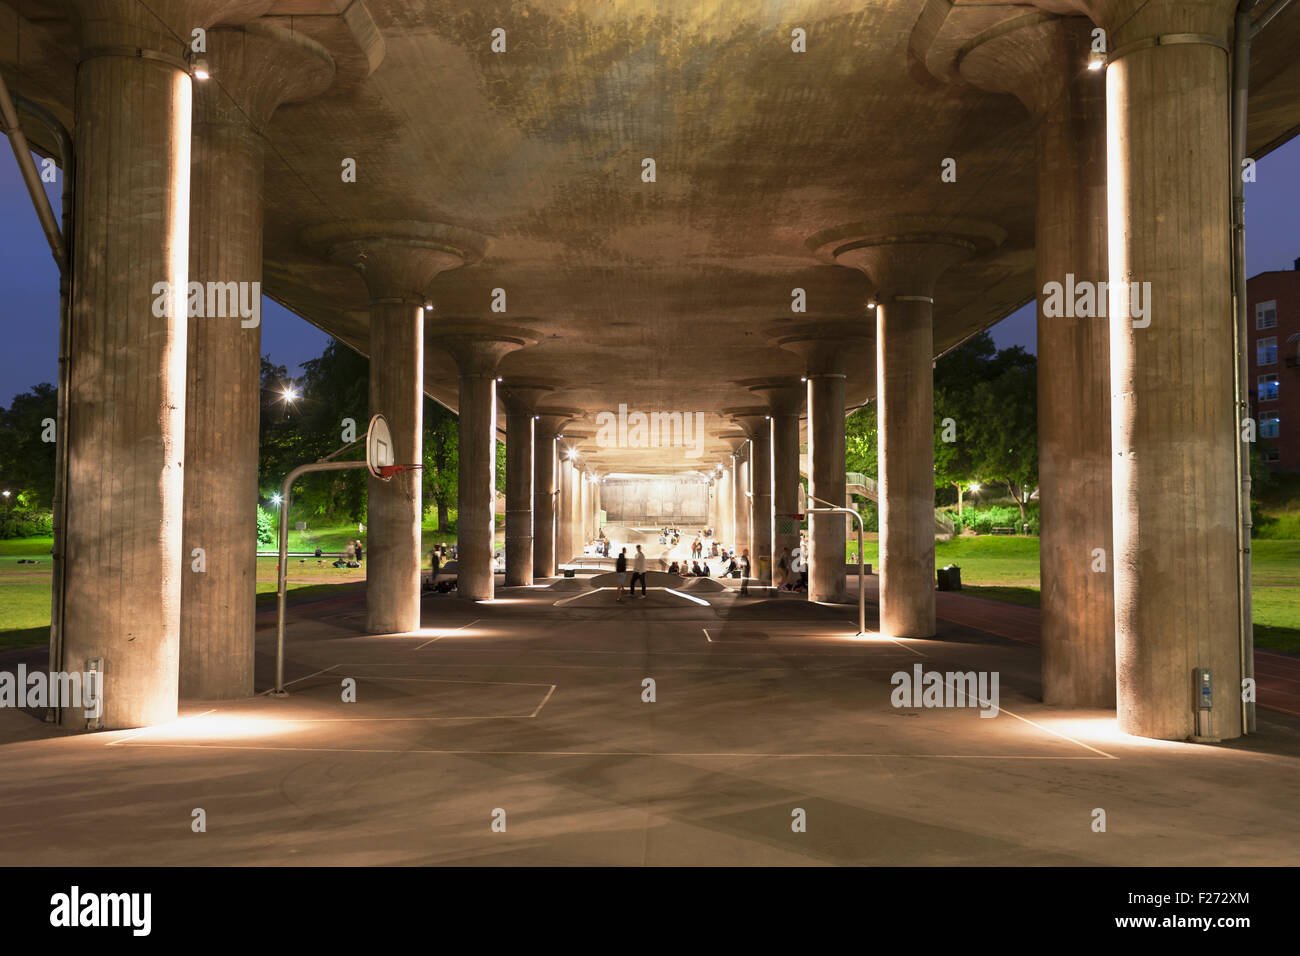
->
xmin=2 ymin=577 xmax=1298 ymax=866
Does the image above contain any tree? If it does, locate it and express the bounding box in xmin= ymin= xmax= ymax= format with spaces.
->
xmin=968 ymin=346 xmax=1038 ymax=523
xmin=934 ymin=333 xmax=996 ymax=514
xmin=0 ymin=383 xmax=58 ymax=509
xmin=423 ymin=400 xmax=458 ymax=530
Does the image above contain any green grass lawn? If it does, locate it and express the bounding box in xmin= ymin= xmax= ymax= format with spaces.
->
xmin=850 ymin=534 xmax=1299 ymax=653
xmin=4 ymin=532 xmax=1296 ymax=653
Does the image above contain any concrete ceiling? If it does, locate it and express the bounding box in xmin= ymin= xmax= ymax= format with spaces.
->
xmin=4 ymin=0 xmax=1300 ymax=475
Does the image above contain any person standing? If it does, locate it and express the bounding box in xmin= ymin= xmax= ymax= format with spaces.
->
xmin=345 ymin=540 xmax=356 ymax=563
xmin=631 ymin=544 xmax=647 ymax=598
xmin=616 ymin=547 xmax=628 ymax=602
xmin=740 ymin=548 xmax=751 ymax=596
xmin=355 ymin=539 xmax=364 ymax=562
xmin=777 ymin=546 xmax=791 ymax=590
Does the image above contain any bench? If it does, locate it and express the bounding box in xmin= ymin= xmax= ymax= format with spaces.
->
xmin=991 ymin=526 xmax=1015 ymax=535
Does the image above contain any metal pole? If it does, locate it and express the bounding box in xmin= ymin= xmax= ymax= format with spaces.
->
xmin=274 ymin=460 xmax=369 ymax=696
xmin=0 ymin=72 xmax=64 ymax=270
xmin=807 ymin=492 xmax=866 ymax=636
xmin=1232 ymin=0 xmax=1260 ymax=734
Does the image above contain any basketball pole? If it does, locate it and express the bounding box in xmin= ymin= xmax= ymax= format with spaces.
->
xmin=804 ymin=490 xmax=865 ymax=637
xmin=273 ymin=460 xmax=370 ymax=696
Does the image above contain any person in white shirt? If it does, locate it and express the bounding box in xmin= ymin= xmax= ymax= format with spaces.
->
xmin=631 ymin=544 xmax=648 ymax=598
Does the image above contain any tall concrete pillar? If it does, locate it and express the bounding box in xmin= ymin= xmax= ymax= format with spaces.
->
xmin=304 ymin=223 xmax=486 ymax=631
xmin=555 ymin=451 xmax=576 ymax=568
xmin=777 ymin=327 xmax=871 ymax=604
xmin=532 ymin=410 xmax=574 ymax=577
xmin=499 ymin=383 xmax=554 ymax=587
xmin=962 ymin=18 xmax=1114 ymax=707
xmin=57 ymin=0 xmax=262 ymax=729
xmin=749 ymin=380 xmax=804 ymax=585
xmin=181 ymin=25 xmax=333 ymax=701
xmin=716 ymin=461 xmax=731 ymax=547
xmin=1093 ymin=0 xmax=1241 ymax=739
xmin=579 ymin=471 xmax=591 ymax=546
xmin=734 ymin=448 xmax=751 ymax=559
xmin=808 ymin=221 xmax=1004 ymax=629
xmin=429 ymin=327 xmax=535 ymax=601
xmin=729 ymin=410 xmax=773 ymax=586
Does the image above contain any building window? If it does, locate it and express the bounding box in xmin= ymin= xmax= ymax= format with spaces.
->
xmin=1256 ymin=300 xmax=1277 ymax=330
xmin=1258 ymin=374 xmax=1280 ymax=403
xmin=1260 ymin=415 xmax=1280 ymax=440
xmin=1258 ymin=336 xmax=1278 ymax=366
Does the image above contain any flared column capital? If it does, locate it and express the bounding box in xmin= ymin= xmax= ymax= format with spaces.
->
xmin=302 ymin=220 xmax=488 ymax=303
xmin=808 ymin=216 xmax=1005 ymax=298
xmin=739 ymin=377 xmax=805 ymax=415
xmin=62 ymin=0 xmax=273 ymax=53
xmin=533 ymin=407 xmax=583 ymax=442
xmin=195 ymin=23 xmax=335 ymax=131
xmin=773 ymin=321 xmax=873 ymax=376
xmin=724 ymin=407 xmax=771 ymax=441
xmin=957 ymin=16 xmax=1097 ymax=118
xmin=428 ymin=323 xmax=540 ymax=377
xmin=498 ymin=379 xmax=559 ymax=416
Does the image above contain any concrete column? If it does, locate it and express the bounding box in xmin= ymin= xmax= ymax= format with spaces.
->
xmin=807 ymin=374 xmax=847 ymax=603
xmin=503 ymin=407 xmax=534 ymax=587
xmin=959 ymin=18 xmax=1115 ymax=706
xmin=1097 ymin=0 xmax=1241 ymax=739
xmin=776 ymin=329 xmax=871 ymax=604
xmin=808 ymin=220 xmax=1005 ymax=629
xmin=729 ymin=410 xmax=773 ymax=586
xmin=581 ymin=471 xmax=593 ymax=545
xmin=499 ymin=384 xmax=554 ymax=587
xmin=532 ymin=411 xmax=574 ymax=577
xmin=57 ymin=0 xmax=259 ymax=729
xmin=429 ymin=328 xmax=535 ymax=601
xmin=181 ymin=25 xmax=333 ymax=701
xmin=733 ymin=446 xmax=751 ymax=561
xmin=749 ymin=380 xmax=804 ymax=585
xmin=716 ymin=462 xmax=731 ymax=547
xmin=303 ymin=223 xmax=487 ymax=630
xmin=555 ymin=453 xmax=575 ymax=568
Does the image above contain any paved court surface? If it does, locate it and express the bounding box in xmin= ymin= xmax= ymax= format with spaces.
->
xmin=1 ymin=577 xmax=1297 ymax=866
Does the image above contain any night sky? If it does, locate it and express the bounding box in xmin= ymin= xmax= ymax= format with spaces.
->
xmin=1 ymin=134 xmax=1297 ymax=402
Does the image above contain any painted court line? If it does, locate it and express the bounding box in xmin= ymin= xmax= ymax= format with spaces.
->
xmin=413 ymin=619 xmax=482 ymax=650
xmin=110 ymin=741 xmax=1116 ymax=760
xmin=105 ymin=708 xmax=217 ymax=746
xmin=937 ymin=677 xmax=1117 ymax=759
xmin=704 ymin=627 xmax=924 ymax=657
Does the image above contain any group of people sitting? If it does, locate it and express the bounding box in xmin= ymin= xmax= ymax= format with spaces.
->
xmin=666 ymin=560 xmax=713 ymax=577
xmin=310 ymin=539 xmax=364 ymax=568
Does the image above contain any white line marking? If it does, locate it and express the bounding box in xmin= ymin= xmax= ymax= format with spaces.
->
xmin=112 ymin=741 xmax=1115 ymax=760
xmin=528 ymin=685 xmax=557 ymax=717
xmin=938 ymin=677 xmax=1117 ymax=759
xmin=552 ymin=588 xmax=605 ymax=607
xmin=413 ymin=619 xmax=481 ymax=650
xmin=105 ymin=708 xmax=217 ymax=746
xmin=663 ymin=587 xmax=710 ymax=606
xmin=265 ymin=663 xmax=340 ymax=693
xmin=702 ymin=628 xmax=712 ymax=643
xmin=885 ymin=637 xmax=927 ymax=657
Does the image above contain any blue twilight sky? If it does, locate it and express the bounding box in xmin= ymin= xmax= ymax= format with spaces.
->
xmin=0 ymin=134 xmax=1297 ymax=400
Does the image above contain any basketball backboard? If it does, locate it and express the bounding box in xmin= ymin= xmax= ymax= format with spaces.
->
xmin=366 ymin=414 xmax=395 ymax=478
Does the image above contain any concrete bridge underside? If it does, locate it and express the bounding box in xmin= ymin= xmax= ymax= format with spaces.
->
xmin=3 ymin=0 xmax=1299 ymax=741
